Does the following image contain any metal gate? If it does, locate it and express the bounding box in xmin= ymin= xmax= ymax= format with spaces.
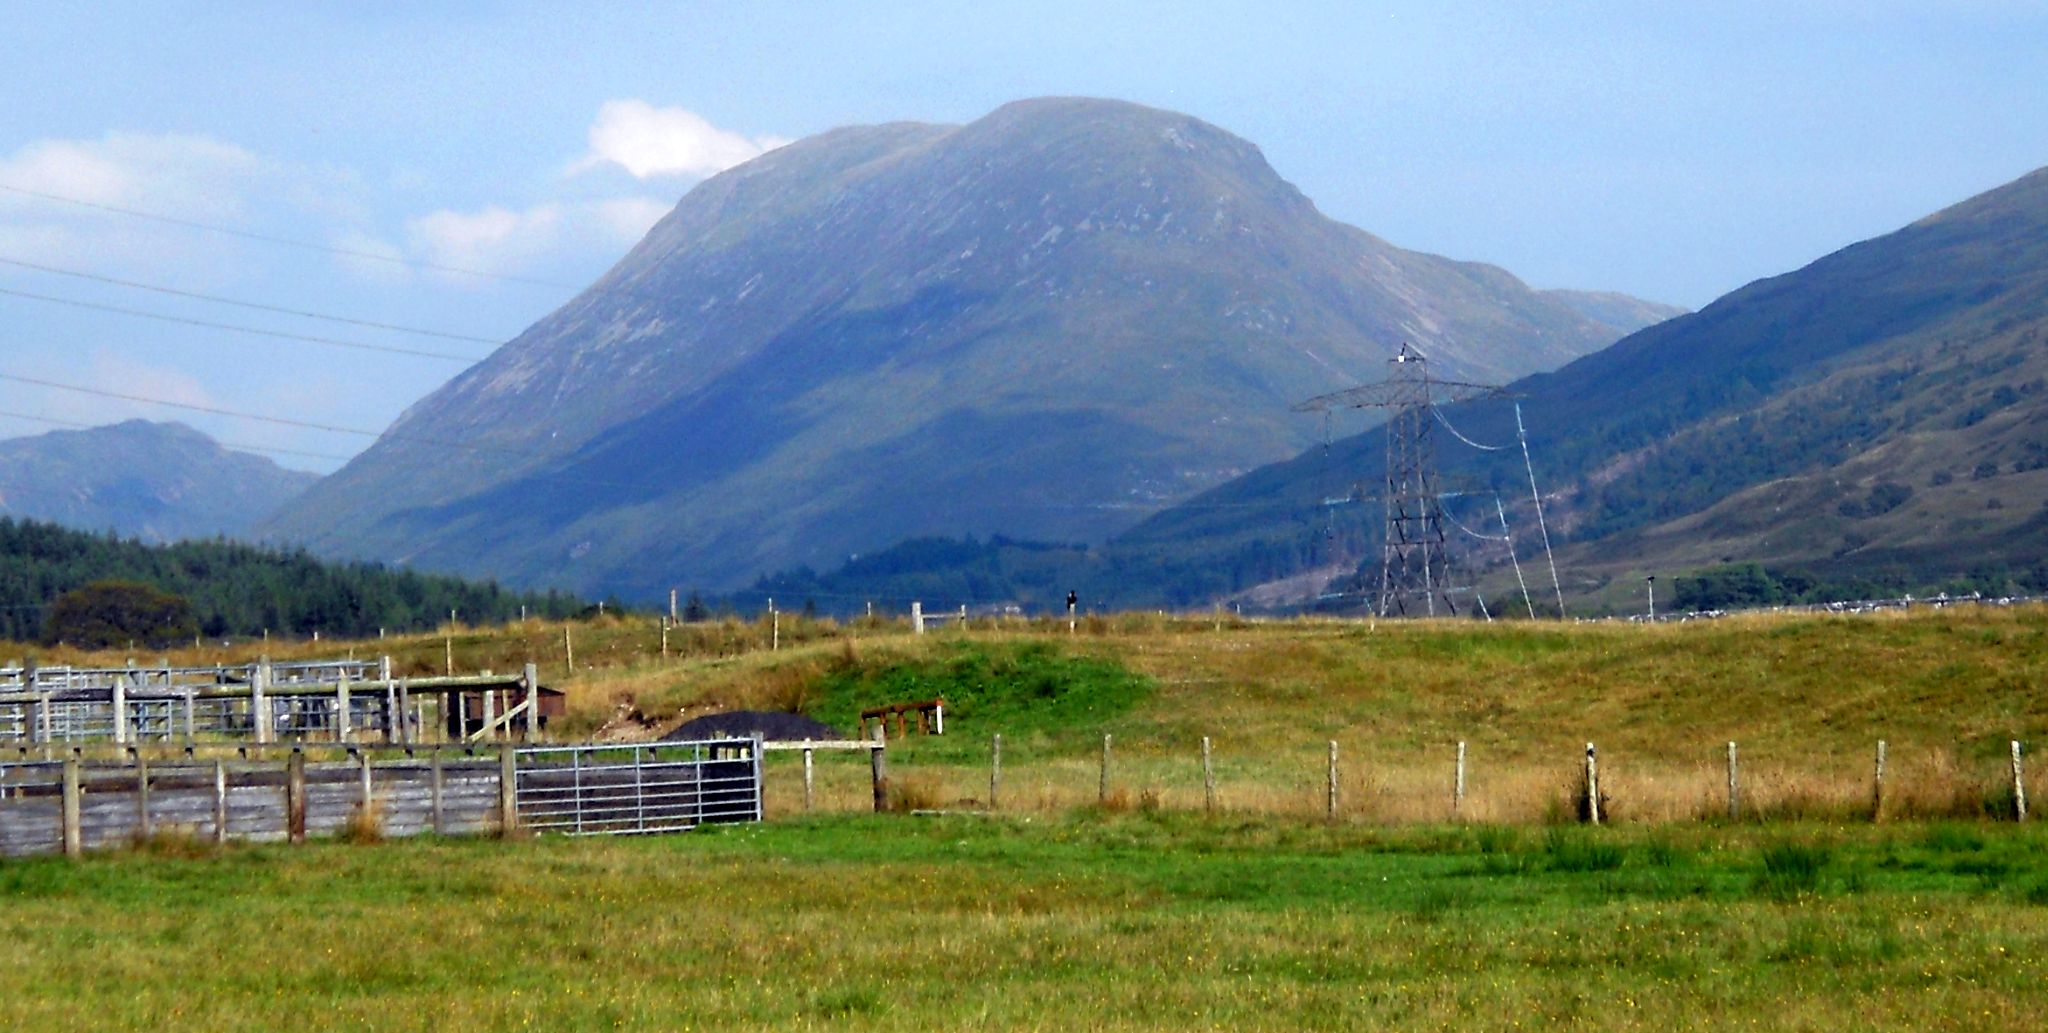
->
xmin=512 ymin=738 xmax=762 ymax=836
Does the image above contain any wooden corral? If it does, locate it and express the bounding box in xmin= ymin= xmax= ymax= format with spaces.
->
xmin=859 ymin=698 xmax=945 ymax=739
xmin=0 ymin=657 xmax=554 ymax=747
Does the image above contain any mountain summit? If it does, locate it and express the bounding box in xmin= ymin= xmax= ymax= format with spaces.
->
xmin=0 ymin=420 xmax=315 ymax=542
xmin=269 ymin=97 xmax=1675 ymax=594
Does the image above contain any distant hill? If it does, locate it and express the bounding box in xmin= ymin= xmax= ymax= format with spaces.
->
xmin=0 ymin=420 xmax=316 ymax=542
xmin=267 ymin=96 xmax=1674 ymax=596
xmin=0 ymin=516 xmax=585 ymax=643
xmin=1117 ymin=163 xmax=2048 ymax=609
xmin=751 ymin=164 xmax=2048 ymax=613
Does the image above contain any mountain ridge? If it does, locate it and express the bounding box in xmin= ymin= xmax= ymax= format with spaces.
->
xmin=268 ymin=96 xmax=1678 ymax=595
xmin=0 ymin=420 xmax=317 ymax=543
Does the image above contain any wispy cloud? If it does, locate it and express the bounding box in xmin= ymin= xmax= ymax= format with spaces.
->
xmin=0 ymin=131 xmax=276 ymax=278
xmin=401 ymin=196 xmax=672 ymax=280
xmin=573 ymin=100 xmax=789 ymax=180
xmin=0 ymin=131 xmax=268 ymax=218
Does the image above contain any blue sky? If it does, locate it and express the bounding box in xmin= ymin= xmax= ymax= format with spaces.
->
xmin=2 ymin=2 xmax=2044 ymax=471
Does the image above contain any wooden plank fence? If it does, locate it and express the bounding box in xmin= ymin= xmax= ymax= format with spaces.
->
xmin=0 ymin=737 xmax=768 ymax=858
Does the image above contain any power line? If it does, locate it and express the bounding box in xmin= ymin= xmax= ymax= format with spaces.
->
xmin=0 ymin=256 xmax=502 ymax=343
xmin=0 ymin=371 xmax=660 ymax=491
xmin=0 ymin=407 xmax=355 ymax=463
xmin=0 ymin=285 xmax=483 ymax=362
xmin=0 ymin=371 xmax=388 ymax=436
xmin=0 ymin=370 xmax=1348 ymax=532
xmin=0 ymin=182 xmax=587 ymax=290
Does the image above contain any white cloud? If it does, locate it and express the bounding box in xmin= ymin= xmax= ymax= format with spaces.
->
xmin=0 ymin=130 xmax=268 ymax=220
xmin=592 ymin=196 xmax=673 ymax=240
xmin=10 ymin=349 xmax=223 ymax=430
xmin=327 ymin=229 xmax=413 ymax=285
xmin=0 ymin=130 xmax=375 ymax=288
xmin=574 ymin=99 xmax=788 ymax=180
xmin=402 ymin=196 xmax=671 ymax=281
xmin=406 ymin=203 xmax=565 ymax=277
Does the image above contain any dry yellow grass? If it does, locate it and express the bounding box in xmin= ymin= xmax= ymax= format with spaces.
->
xmin=16 ymin=604 xmax=2047 ymax=826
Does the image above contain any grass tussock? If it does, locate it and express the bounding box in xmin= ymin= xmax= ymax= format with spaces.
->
xmin=342 ymin=801 xmax=385 ymax=845
xmin=1755 ymin=837 xmax=1833 ymax=899
xmin=885 ymin=772 xmax=946 ymax=812
xmin=127 ymin=825 xmax=218 ymax=859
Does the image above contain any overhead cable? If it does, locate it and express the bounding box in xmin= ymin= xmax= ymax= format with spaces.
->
xmin=1438 ymin=499 xmax=1507 ymax=542
xmin=0 ymin=286 xmax=484 ymax=362
xmin=0 ymin=182 xmax=584 ymax=290
xmin=0 ymin=407 xmax=355 ymax=462
xmin=1431 ymin=404 xmax=1509 ymax=451
xmin=0 ymin=256 xmax=501 ymax=343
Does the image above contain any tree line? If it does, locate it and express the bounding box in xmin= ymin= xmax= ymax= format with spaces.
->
xmin=0 ymin=517 xmax=586 ymax=646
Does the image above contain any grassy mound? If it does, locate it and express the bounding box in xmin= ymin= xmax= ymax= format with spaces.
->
xmin=808 ymin=641 xmax=1152 ymax=761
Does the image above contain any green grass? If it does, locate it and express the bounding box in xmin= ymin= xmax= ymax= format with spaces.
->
xmin=3 ymin=817 xmax=2046 ymax=1030
xmin=810 ymin=640 xmax=1153 ymax=760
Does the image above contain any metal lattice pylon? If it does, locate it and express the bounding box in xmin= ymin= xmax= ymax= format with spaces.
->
xmin=1293 ymin=343 xmax=1509 ymax=617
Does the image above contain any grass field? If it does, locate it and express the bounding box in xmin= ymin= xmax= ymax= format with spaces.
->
xmin=14 ymin=604 xmax=2048 ymax=822
xmin=2 ymin=816 xmax=2045 ymax=1030
xmin=8 ymin=607 xmax=2048 ymax=1027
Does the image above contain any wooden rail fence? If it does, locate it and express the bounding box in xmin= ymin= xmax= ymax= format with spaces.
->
xmin=0 ymin=737 xmax=768 ymax=858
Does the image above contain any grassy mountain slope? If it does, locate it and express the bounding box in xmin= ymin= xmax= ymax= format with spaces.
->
xmin=0 ymin=421 xmax=315 ymax=543
xmin=267 ymin=97 xmax=1671 ymax=596
xmin=1105 ymin=164 xmax=2048 ymax=608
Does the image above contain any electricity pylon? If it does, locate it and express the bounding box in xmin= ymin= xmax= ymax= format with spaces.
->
xmin=1293 ymin=343 xmax=1509 ymax=617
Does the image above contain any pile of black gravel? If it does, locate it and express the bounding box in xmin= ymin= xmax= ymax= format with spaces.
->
xmin=663 ymin=710 xmax=845 ymax=743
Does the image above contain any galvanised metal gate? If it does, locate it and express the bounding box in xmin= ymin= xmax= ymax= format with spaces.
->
xmin=512 ymin=738 xmax=762 ymax=836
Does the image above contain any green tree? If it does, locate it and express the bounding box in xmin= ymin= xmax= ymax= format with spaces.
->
xmin=42 ymin=580 xmax=198 ymax=649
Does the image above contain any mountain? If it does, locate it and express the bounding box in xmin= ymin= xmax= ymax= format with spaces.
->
xmin=0 ymin=420 xmax=317 ymax=542
xmin=267 ymin=97 xmax=1675 ymax=596
xmin=1090 ymin=163 xmax=2048 ymax=610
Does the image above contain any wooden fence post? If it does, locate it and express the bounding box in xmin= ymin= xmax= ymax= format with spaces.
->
xmin=1727 ymin=740 xmax=1740 ymax=820
xmin=1455 ymin=741 xmax=1467 ymax=814
xmin=212 ymin=759 xmax=227 ymax=844
xmin=564 ymin=627 xmax=575 ymax=676
xmin=286 ymin=748 xmax=306 ymax=844
xmin=1326 ymin=740 xmax=1338 ymax=822
xmin=429 ymin=750 xmax=445 ymax=835
xmin=1202 ymin=736 xmax=1216 ymax=813
xmin=1099 ymin=734 xmax=1112 ymax=806
xmin=358 ymin=750 xmax=375 ymax=811
xmin=911 ymin=601 xmax=925 ymax=635
xmin=1872 ymin=739 xmax=1887 ymax=820
xmin=802 ymin=747 xmax=815 ymax=812
xmin=1583 ymin=742 xmax=1600 ymax=825
xmin=112 ymin=673 xmax=129 ymax=746
xmin=523 ymin=663 xmax=540 ymax=742
xmin=135 ymin=752 xmax=151 ymax=840
xmin=60 ymin=756 xmax=81 ymax=859
xmin=869 ymin=726 xmax=889 ymax=813
xmin=337 ymin=672 xmax=352 ymax=741
xmin=989 ymin=733 xmax=1001 ymax=811
xmin=2013 ymin=740 xmax=2028 ymax=822
xmin=498 ymin=745 xmax=518 ymax=835
xmin=253 ymin=658 xmax=272 ymax=746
